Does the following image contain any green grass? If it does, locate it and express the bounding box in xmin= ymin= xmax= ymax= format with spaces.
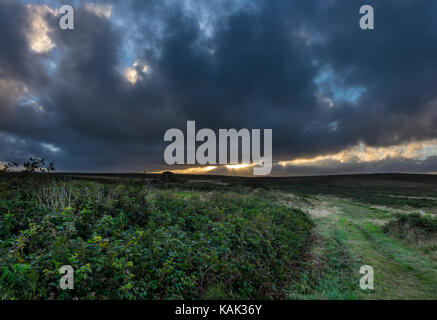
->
xmin=283 ymin=184 xmax=437 ymax=209
xmin=316 ymin=199 xmax=437 ymax=299
xmin=287 ymin=219 xmax=362 ymax=300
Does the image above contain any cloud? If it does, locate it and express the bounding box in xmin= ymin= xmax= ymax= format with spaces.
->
xmin=123 ymin=60 xmax=149 ymax=84
xmin=26 ymin=4 xmax=56 ymax=53
xmin=84 ymin=4 xmax=112 ymax=19
xmin=0 ymin=0 xmax=437 ymax=175
xmin=279 ymin=139 xmax=437 ymax=167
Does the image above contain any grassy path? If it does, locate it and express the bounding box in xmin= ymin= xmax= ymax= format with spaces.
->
xmin=303 ymin=197 xmax=437 ymax=299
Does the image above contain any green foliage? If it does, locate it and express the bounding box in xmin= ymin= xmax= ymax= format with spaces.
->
xmin=0 ymin=176 xmax=313 ymax=299
xmin=1 ymin=264 xmax=39 ymax=299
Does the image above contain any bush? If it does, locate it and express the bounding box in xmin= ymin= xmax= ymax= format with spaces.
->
xmin=0 ymin=177 xmax=313 ymax=299
xmin=384 ymin=213 xmax=437 ymax=245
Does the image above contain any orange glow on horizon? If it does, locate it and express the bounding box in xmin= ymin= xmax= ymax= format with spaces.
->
xmin=225 ymin=163 xmax=252 ymax=169
xmin=279 ymin=139 xmax=437 ymax=167
xmin=150 ymin=165 xmax=217 ymax=174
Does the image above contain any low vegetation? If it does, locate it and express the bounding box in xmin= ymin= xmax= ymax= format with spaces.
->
xmin=1 ymin=169 xmax=437 ymax=300
xmin=0 ymin=175 xmax=313 ymax=299
xmin=384 ymin=213 xmax=437 ymax=253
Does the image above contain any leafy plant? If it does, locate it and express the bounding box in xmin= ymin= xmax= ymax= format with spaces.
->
xmin=0 ymin=177 xmax=313 ymax=300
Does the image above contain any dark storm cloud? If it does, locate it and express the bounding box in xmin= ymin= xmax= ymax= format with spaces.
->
xmin=1 ymin=0 xmax=437 ymax=174
xmin=309 ymin=0 xmax=437 ymax=149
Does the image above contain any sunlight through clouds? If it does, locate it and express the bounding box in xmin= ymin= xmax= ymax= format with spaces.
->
xmin=279 ymin=140 xmax=437 ymax=167
xmin=151 ymin=166 xmax=217 ymax=174
xmin=26 ymin=4 xmax=56 ymax=53
xmin=123 ymin=61 xmax=149 ymax=84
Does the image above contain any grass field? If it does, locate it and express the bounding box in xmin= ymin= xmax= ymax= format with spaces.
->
xmin=1 ymin=172 xmax=436 ymax=299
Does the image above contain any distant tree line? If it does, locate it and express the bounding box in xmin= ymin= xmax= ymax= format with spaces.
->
xmin=1 ymin=157 xmax=55 ymax=173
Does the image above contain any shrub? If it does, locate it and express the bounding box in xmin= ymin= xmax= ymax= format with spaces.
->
xmin=0 ymin=177 xmax=313 ymax=300
xmin=384 ymin=213 xmax=437 ymax=245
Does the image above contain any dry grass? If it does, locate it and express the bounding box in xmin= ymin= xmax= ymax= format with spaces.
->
xmin=35 ymin=181 xmax=105 ymax=212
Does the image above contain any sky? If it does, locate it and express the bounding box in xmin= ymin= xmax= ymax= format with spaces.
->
xmin=1 ymin=0 xmax=437 ymax=176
